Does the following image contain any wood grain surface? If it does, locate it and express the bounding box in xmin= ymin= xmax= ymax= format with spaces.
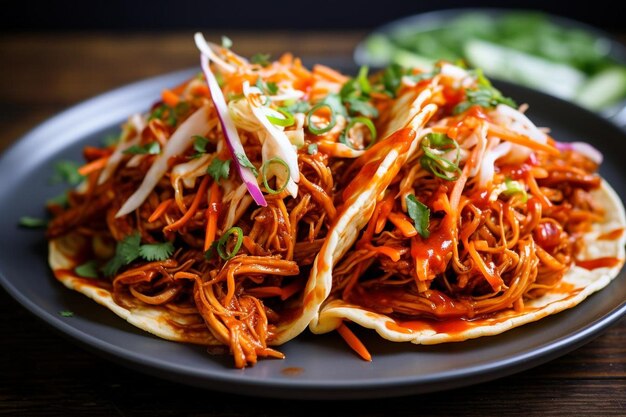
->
xmin=1 ymin=31 xmax=625 ymax=416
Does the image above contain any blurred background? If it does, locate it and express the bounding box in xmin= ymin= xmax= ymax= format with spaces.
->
xmin=1 ymin=0 xmax=626 ymax=152
xmin=1 ymin=0 xmax=624 ymax=32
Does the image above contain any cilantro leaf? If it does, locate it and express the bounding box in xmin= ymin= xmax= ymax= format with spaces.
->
xmin=320 ymin=93 xmax=347 ymax=117
xmin=102 ymin=233 xmax=175 ymax=276
xmin=193 ymin=135 xmax=210 ymax=153
xmin=266 ymin=82 xmax=279 ymax=95
xmin=123 ymin=142 xmax=160 ymax=155
xmin=406 ymin=195 xmax=430 ymax=238
xmin=454 ymin=84 xmax=517 ymax=114
xmin=345 ymin=97 xmax=379 ymax=118
xmin=18 ymin=216 xmax=47 ymax=228
xmin=236 ymin=153 xmax=259 ymax=176
xmin=103 ymin=232 xmax=141 ymax=276
xmin=75 ymin=260 xmax=99 ymax=278
xmin=119 ymin=233 xmax=141 ymax=264
xmin=207 ymin=158 xmax=231 ymax=183
xmin=103 ymin=133 xmax=121 ymax=147
xmin=138 ymin=241 xmax=175 ymax=262
xmin=51 ymin=160 xmax=84 ymax=185
xmin=251 ymin=53 xmax=271 ymax=67
xmin=47 ymin=192 xmax=69 ymax=208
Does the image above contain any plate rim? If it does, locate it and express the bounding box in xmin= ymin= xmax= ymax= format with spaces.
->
xmin=1 ymin=67 xmax=626 ymax=400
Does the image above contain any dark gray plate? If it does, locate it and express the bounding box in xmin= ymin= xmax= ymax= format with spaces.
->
xmin=1 ymin=68 xmax=625 ymax=400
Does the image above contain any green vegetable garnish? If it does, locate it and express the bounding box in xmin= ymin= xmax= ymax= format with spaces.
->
xmin=251 ymin=53 xmax=271 ymax=67
xmin=75 ymin=260 xmax=99 ymax=278
xmin=306 ymin=103 xmax=337 ymax=135
xmin=123 ymin=142 xmax=161 ymax=155
xmin=261 ymin=157 xmax=290 ymax=194
xmin=340 ymin=117 xmax=377 ymax=150
xmin=502 ymin=178 xmax=528 ymax=202
xmin=236 ymin=153 xmax=259 ymax=176
xmin=420 ymin=133 xmax=462 ymax=181
xmin=266 ymin=108 xmax=295 ymax=127
xmin=217 ymin=226 xmax=244 ymax=260
xmin=406 ymin=194 xmax=430 ymax=238
xmin=138 ymin=241 xmax=175 ymax=262
xmin=102 ymin=233 xmax=174 ymax=277
xmin=51 ymin=160 xmax=83 ymax=186
xmin=18 ymin=216 xmax=47 ymax=228
xmin=207 ymin=158 xmax=231 ymax=183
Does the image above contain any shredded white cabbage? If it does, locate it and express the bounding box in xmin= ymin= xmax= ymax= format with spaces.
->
xmin=115 ymin=105 xmax=212 ymax=218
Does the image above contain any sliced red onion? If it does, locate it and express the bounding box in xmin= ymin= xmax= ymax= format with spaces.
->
xmin=195 ymin=33 xmax=267 ymax=207
xmin=555 ymin=141 xmax=603 ymax=165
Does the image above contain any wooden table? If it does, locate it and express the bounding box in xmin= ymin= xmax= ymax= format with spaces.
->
xmin=1 ymin=31 xmax=625 ymax=416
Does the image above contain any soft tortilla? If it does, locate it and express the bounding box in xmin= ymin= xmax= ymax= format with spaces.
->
xmin=309 ymin=174 xmax=626 ymax=343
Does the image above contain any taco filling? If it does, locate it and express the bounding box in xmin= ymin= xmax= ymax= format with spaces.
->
xmin=309 ymin=63 xmax=626 ymax=358
xmin=45 ymin=34 xmax=440 ymax=367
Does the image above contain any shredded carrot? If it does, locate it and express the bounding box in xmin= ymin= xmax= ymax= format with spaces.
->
xmin=148 ymin=199 xmax=172 ymax=223
xmin=312 ymin=64 xmax=348 ymax=83
xmin=247 ymin=280 xmax=302 ymax=301
xmin=362 ymin=243 xmax=401 ymax=262
xmin=77 ymin=156 xmax=109 ymax=176
xmin=164 ymin=176 xmax=210 ymax=232
xmin=191 ymin=84 xmax=210 ymax=97
xmin=525 ymin=172 xmax=553 ymax=208
xmin=388 ymin=212 xmax=418 ymax=237
xmin=337 ymin=323 xmax=371 ymax=362
xmin=488 ymin=123 xmax=560 ymax=156
xmin=204 ymin=181 xmax=221 ymax=251
xmin=374 ymin=193 xmax=396 ymax=234
xmin=161 ymin=89 xmax=180 ymax=107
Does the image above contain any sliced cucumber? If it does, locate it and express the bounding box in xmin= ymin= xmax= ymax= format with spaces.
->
xmin=575 ymin=66 xmax=626 ymax=110
xmin=464 ymin=39 xmax=586 ymax=100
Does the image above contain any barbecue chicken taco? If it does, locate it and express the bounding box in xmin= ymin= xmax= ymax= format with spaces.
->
xmin=308 ymin=63 xmax=626 ymax=356
xmin=45 ymin=34 xmax=438 ymax=367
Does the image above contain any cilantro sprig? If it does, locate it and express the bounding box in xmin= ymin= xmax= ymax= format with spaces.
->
xmin=406 ymin=194 xmax=431 ymax=238
xmin=123 ymin=142 xmax=161 ymax=155
xmin=103 ymin=233 xmax=174 ymax=276
xmin=207 ymin=158 xmax=231 ymax=183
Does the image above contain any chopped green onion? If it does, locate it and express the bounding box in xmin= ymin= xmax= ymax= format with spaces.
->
xmin=59 ymin=310 xmax=74 ymax=317
xmin=503 ymin=178 xmax=528 ymax=202
xmin=306 ymin=103 xmax=336 ymax=135
xmin=420 ymin=133 xmax=462 ymax=181
xmin=261 ymin=157 xmax=290 ymax=194
xmin=307 ymin=143 xmax=318 ymax=155
xmin=267 ymin=108 xmax=295 ymax=127
xmin=340 ymin=117 xmax=377 ymax=150
xmin=217 ymin=226 xmax=244 ymax=260
xmin=406 ymin=194 xmax=430 ymax=238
